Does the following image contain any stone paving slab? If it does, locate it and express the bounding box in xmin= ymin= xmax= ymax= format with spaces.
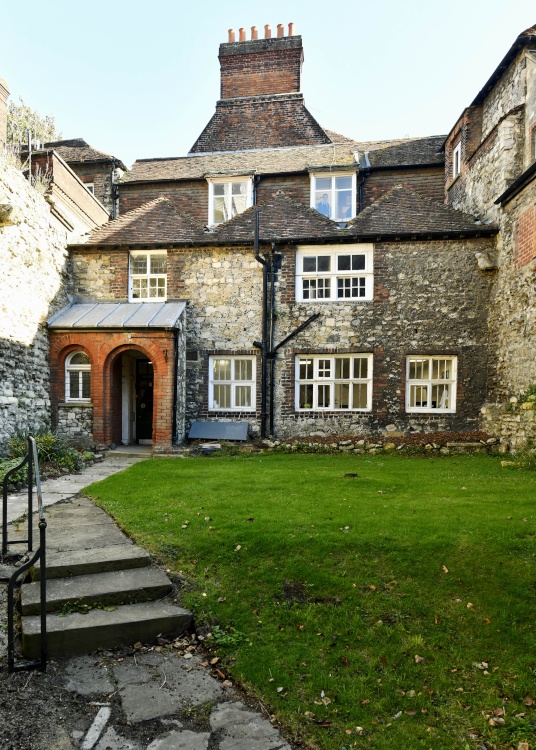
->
xmin=1 ymin=454 xmax=145 ymax=526
xmin=61 ymin=649 xmax=293 ymax=750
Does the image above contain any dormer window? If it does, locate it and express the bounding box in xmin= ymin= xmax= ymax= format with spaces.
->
xmin=310 ymin=173 xmax=356 ymax=221
xmin=452 ymin=142 xmax=462 ymax=179
xmin=207 ymin=177 xmax=253 ymax=225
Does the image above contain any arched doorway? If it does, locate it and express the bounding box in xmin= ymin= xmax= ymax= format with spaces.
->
xmin=112 ymin=350 xmax=154 ymax=446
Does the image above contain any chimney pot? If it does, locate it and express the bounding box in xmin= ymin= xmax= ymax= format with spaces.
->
xmin=288 ymin=22 xmax=295 ymax=36
xmin=264 ymin=24 xmax=271 ymax=38
xmin=228 ymin=28 xmax=235 ymax=43
xmin=277 ymin=23 xmax=284 ymax=37
xmin=239 ymin=27 xmax=246 ymax=41
xmin=251 ymin=25 xmax=258 ymax=40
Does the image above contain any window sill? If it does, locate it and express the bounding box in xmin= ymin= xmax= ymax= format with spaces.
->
xmin=59 ymin=402 xmax=94 ymax=408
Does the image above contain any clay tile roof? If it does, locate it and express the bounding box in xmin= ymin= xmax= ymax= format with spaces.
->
xmin=211 ymin=191 xmax=340 ymax=242
xmin=122 ymin=135 xmax=445 ymax=185
xmin=82 ymin=197 xmax=205 ymax=246
xmin=41 ymin=138 xmax=126 ymax=169
xmin=346 ymin=185 xmax=498 ymax=237
xmin=366 ymin=136 xmax=445 ymax=168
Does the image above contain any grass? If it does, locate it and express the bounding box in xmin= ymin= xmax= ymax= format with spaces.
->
xmin=84 ymin=452 xmax=536 ymax=750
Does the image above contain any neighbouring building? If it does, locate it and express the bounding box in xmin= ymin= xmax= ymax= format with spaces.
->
xmin=2 ymin=22 xmax=535 ymax=453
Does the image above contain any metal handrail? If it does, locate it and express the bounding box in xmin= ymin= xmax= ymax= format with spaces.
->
xmin=5 ymin=436 xmax=47 ymax=672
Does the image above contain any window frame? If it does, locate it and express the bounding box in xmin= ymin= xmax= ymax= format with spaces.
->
xmin=208 ymin=355 xmax=256 ymax=412
xmin=452 ymin=142 xmax=462 ymax=179
xmin=295 ymin=353 xmax=373 ymax=412
xmin=129 ymin=250 xmax=168 ymax=302
xmin=295 ymin=244 xmax=374 ymax=302
xmin=406 ymin=356 xmax=457 ymax=413
xmin=65 ymin=351 xmax=91 ymax=403
xmin=207 ymin=176 xmax=253 ymax=226
xmin=310 ymin=172 xmax=356 ymax=221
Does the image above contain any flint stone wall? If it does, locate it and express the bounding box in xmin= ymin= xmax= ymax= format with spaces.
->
xmin=0 ymin=159 xmax=72 ymax=454
xmin=57 ymin=403 xmax=94 ymax=450
xmin=481 ymin=402 xmax=536 ymax=448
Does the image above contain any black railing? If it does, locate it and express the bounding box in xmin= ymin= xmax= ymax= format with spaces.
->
xmin=2 ymin=436 xmax=47 ymax=672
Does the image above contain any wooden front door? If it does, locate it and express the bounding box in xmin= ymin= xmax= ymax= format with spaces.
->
xmin=135 ymin=359 xmax=153 ymax=443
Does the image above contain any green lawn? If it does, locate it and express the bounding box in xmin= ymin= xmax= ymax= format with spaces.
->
xmin=84 ymin=453 xmax=536 ymax=750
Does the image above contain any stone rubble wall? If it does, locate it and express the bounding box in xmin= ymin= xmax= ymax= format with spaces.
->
xmin=481 ymin=401 xmax=536 ymax=449
xmin=56 ymin=403 xmax=94 ymax=450
xmin=0 ymin=158 xmax=72 ymax=454
xmin=481 ymin=54 xmax=527 ymax=140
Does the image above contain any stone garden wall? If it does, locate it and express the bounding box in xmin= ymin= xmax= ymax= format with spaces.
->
xmin=0 ymin=158 xmax=72 ymax=453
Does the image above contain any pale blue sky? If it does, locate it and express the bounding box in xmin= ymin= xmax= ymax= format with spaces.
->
xmin=1 ymin=1 xmax=533 ymax=168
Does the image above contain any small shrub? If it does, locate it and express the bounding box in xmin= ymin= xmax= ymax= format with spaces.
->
xmin=8 ymin=432 xmax=83 ymax=474
xmin=0 ymin=457 xmax=27 ymax=487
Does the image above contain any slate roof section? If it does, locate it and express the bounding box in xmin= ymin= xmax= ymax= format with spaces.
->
xmin=345 ymin=185 xmax=498 ymax=238
xmin=34 ymin=138 xmax=127 ymax=170
xmin=82 ymin=197 xmax=206 ymax=246
xmin=189 ymin=93 xmax=332 ymax=153
xmin=47 ymin=301 xmax=186 ymax=329
xmin=122 ymin=135 xmax=445 ymax=185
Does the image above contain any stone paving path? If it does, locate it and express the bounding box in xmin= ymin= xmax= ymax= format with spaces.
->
xmin=64 ymin=649 xmax=292 ymax=749
xmin=1 ymin=451 xmax=294 ymax=750
xmin=2 ymin=452 xmax=146 ymax=526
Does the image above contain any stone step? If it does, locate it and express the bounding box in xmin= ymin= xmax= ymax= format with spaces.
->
xmin=22 ymin=566 xmax=173 ymax=615
xmin=31 ymin=543 xmax=151 ymax=580
xmin=22 ymin=602 xmax=193 ymax=659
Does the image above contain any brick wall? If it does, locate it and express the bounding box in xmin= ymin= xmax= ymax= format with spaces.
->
xmin=218 ymin=36 xmax=303 ymax=99
xmin=514 ymin=204 xmax=536 ymax=268
xmin=49 ymin=329 xmax=179 ymax=451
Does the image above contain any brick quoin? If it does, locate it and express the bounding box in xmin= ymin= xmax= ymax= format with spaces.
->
xmin=49 ymin=330 xmax=175 ymax=450
xmin=514 ymin=206 xmax=536 ymax=268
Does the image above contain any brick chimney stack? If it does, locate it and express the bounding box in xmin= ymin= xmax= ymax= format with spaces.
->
xmin=218 ymin=23 xmax=302 ymax=99
xmin=0 ymin=77 xmax=9 ymax=150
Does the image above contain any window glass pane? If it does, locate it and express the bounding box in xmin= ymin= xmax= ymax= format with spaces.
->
xmin=334 ymin=383 xmax=350 ymax=408
xmin=303 ymin=256 xmax=317 ymax=273
xmin=352 ymin=383 xmax=368 ymax=409
xmin=431 ymin=384 xmax=450 ymax=409
xmin=338 ymin=255 xmax=351 ymax=271
xmin=150 ymin=255 xmax=167 ymax=274
xmin=235 ymin=386 xmax=251 ymax=408
xmin=131 ymin=256 xmax=147 ymax=274
xmin=70 ymin=352 xmax=90 ymax=365
xmin=315 ymin=191 xmax=331 ymax=217
xmin=213 ymin=196 xmax=226 ymax=224
xmin=334 ymin=176 xmax=352 ymax=190
xmin=317 ymin=384 xmax=331 ymax=408
xmin=318 ymin=359 xmax=331 ymax=378
xmin=410 ymin=384 xmax=428 ymax=408
xmin=81 ymin=371 xmax=90 ymax=399
xmin=69 ymin=372 xmax=80 ymax=399
xmin=213 ymin=359 xmax=231 ymax=381
xmin=317 ymin=256 xmax=331 ymax=272
xmin=335 ymin=358 xmax=350 ymax=379
xmin=410 ymin=359 xmax=429 ymax=380
xmin=299 ymin=384 xmax=313 ymax=409
xmin=232 ymin=182 xmax=247 ymax=195
xmin=234 ymin=359 xmax=252 ymax=381
xmin=232 ymin=193 xmax=247 ymax=216
xmin=353 ymin=357 xmax=368 ymax=379
xmin=299 ymin=359 xmax=313 ymax=380
xmin=316 ymin=177 xmax=331 ymax=190
xmin=432 ymin=359 xmax=451 ymax=379
xmin=351 ymin=255 xmax=366 ymax=270
xmin=213 ymin=384 xmax=231 ymax=409
xmin=335 ymin=190 xmax=352 ymax=219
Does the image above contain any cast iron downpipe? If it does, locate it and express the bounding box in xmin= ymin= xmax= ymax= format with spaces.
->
xmin=253 ymin=210 xmax=320 ymax=438
xmin=253 ymin=210 xmax=270 ymax=438
xmin=171 ymin=328 xmax=179 ymax=444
